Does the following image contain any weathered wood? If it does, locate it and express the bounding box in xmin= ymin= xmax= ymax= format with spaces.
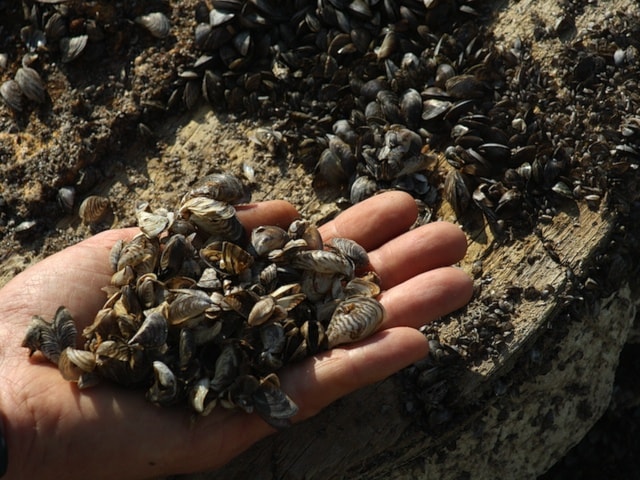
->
xmin=2 ymin=0 xmax=637 ymax=477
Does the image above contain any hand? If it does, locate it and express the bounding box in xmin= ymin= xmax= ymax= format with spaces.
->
xmin=0 ymin=191 xmax=472 ymax=479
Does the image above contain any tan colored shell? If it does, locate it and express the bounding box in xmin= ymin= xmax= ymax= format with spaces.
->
xmin=325 ymin=296 xmax=385 ymax=348
xmin=79 ymin=195 xmax=114 ymax=230
xmin=291 ymin=249 xmax=354 ymax=277
xmin=179 ymin=196 xmax=244 ymax=242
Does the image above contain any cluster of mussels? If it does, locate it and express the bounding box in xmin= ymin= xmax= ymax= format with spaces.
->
xmin=22 ymin=174 xmax=385 ymax=427
xmin=167 ymin=0 xmax=599 ymax=231
xmin=1 ymin=1 xmax=170 ymax=111
xmin=173 ymin=0 xmax=494 ymax=207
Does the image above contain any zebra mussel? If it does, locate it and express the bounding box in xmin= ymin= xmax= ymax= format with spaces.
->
xmin=22 ymin=174 xmax=385 ymax=427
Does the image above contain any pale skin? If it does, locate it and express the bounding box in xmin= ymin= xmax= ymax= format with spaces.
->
xmin=0 ymin=191 xmax=472 ymax=479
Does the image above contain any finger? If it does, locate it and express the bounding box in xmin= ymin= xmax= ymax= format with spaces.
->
xmin=282 ymin=327 xmax=429 ymax=420
xmin=369 ymin=221 xmax=468 ymax=290
xmin=236 ymin=200 xmax=299 ymax=231
xmin=319 ymin=191 xmax=418 ymax=251
xmin=379 ymin=266 xmax=474 ymax=330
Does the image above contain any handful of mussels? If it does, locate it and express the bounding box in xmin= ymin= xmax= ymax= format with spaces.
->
xmin=22 ymin=174 xmax=385 ymax=428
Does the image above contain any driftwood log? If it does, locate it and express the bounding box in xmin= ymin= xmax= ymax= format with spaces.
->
xmin=1 ymin=0 xmax=638 ymax=478
xmin=170 ymin=1 xmax=638 ymax=478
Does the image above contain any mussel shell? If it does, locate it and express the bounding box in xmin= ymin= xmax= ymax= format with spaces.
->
xmin=15 ymin=67 xmax=45 ymax=104
xmin=210 ymin=344 xmax=240 ymax=392
xmin=1 ymin=79 xmax=24 ymax=111
xmin=325 ymin=296 xmax=385 ymax=348
xmin=44 ymin=12 xmax=68 ymax=40
xmin=291 ymin=250 xmax=354 ymax=278
xmin=327 ymin=237 xmax=369 ymax=269
xmin=79 ymin=195 xmax=114 ymax=229
xmin=168 ymin=290 xmax=215 ymax=326
xmin=350 ymin=175 xmax=378 ymax=204
xmin=136 ymin=208 xmax=171 ymax=239
xmin=253 ymin=374 xmax=299 ymax=428
xmin=60 ymin=35 xmax=88 ymax=63
xmin=146 ymin=361 xmax=179 ymax=405
xmin=116 ymin=233 xmax=158 ymax=274
xmin=179 ymin=196 xmax=244 ymax=241
xmin=57 ymin=186 xmax=76 ymax=212
xmin=247 ymin=295 xmax=277 ymax=326
xmin=443 ymin=170 xmax=471 ymax=218
xmin=251 ymin=225 xmax=289 ymax=256
xmin=128 ymin=311 xmax=168 ymax=348
xmin=135 ymin=12 xmax=171 ymax=39
xmin=42 ymin=307 xmax=77 ymax=364
xmin=59 ymin=347 xmax=96 ymax=382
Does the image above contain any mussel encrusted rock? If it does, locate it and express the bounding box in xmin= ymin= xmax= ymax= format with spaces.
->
xmin=22 ymin=174 xmax=385 ymax=428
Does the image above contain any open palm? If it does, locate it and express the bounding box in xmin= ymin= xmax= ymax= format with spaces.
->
xmin=0 ymin=191 xmax=472 ymax=479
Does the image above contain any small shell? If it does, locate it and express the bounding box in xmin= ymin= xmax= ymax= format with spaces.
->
xmin=299 ymin=320 xmax=327 ymax=354
xmin=179 ymin=196 xmax=244 ymax=242
xmin=21 ymin=307 xmax=77 ymax=365
xmin=79 ymin=195 xmax=114 ymax=231
xmin=253 ymin=373 xmax=299 ymax=429
xmin=146 ymin=361 xmax=178 ymax=405
xmin=135 ymin=12 xmax=171 ymax=39
xmin=210 ymin=344 xmax=239 ymax=392
xmin=201 ymin=241 xmax=254 ymax=275
xmin=60 ymin=35 xmax=88 ymax=63
xmin=44 ymin=12 xmax=68 ymax=40
xmin=287 ymin=219 xmax=323 ymax=250
xmin=224 ymin=375 xmax=260 ymax=412
xmin=136 ymin=273 xmax=166 ymax=309
xmin=183 ymin=173 xmax=248 ymax=204
xmin=350 ymin=175 xmax=378 ymax=204
xmin=128 ymin=312 xmax=168 ymax=348
xmin=160 ymin=234 xmax=191 ymax=278
xmin=443 ymin=170 xmax=471 ymax=218
xmin=168 ymin=290 xmax=215 ymax=326
xmin=15 ymin=67 xmax=46 ymax=104
xmin=1 ymin=79 xmax=24 ymax=111
xmin=57 ymin=186 xmax=76 ymax=212
xmin=327 ymin=238 xmax=369 ymax=269
xmin=117 ymin=234 xmax=158 ymax=274
xmin=197 ymin=267 xmax=222 ymax=290
xmin=251 ymin=225 xmax=289 ymax=256
xmin=260 ymin=323 xmax=285 ymax=355
xmin=291 ymin=250 xmax=354 ymax=278
xmin=136 ymin=207 xmax=170 ymax=239
xmin=248 ymin=295 xmax=277 ymax=326
xmin=343 ymin=276 xmax=381 ymax=298
xmin=325 ymin=296 xmax=385 ymax=348
xmin=22 ymin=316 xmax=51 ymax=357
xmin=190 ymin=377 xmax=216 ymax=415
xmin=58 ymin=347 xmax=96 ymax=382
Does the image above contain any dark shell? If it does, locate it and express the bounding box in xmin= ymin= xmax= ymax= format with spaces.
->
xmin=1 ymin=80 xmax=24 ymax=111
xmin=60 ymin=35 xmax=88 ymax=63
xmin=15 ymin=67 xmax=46 ymax=104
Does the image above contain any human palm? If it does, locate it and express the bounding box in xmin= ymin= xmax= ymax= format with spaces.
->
xmin=0 ymin=191 xmax=472 ymax=479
